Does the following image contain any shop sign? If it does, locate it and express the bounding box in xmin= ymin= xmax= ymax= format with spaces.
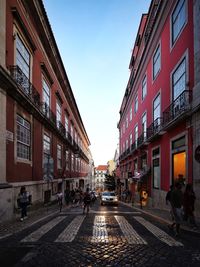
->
xmin=195 ymin=145 xmax=200 ymax=163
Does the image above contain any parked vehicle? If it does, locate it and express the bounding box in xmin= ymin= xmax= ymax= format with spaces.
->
xmin=100 ymin=191 xmax=118 ymax=206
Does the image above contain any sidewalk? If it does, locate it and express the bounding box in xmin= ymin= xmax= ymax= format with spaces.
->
xmin=0 ymin=203 xmax=70 ymax=239
xmin=121 ymin=200 xmax=200 ymax=235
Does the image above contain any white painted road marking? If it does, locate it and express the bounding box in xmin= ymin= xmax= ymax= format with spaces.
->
xmin=134 ymin=216 xmax=184 ymax=247
xmin=91 ymin=216 xmax=109 ymax=243
xmin=55 ymin=215 xmax=85 ymax=242
xmin=115 ymin=215 xmax=147 ymax=245
xmin=21 ymin=216 xmax=65 ymax=242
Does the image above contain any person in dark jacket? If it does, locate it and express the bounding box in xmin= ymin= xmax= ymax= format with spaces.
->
xmin=166 ymin=185 xmax=174 ymax=223
xmin=170 ymin=182 xmax=183 ymax=237
xmin=18 ymin=186 xmax=30 ymax=221
xmin=183 ymin=183 xmax=197 ymax=229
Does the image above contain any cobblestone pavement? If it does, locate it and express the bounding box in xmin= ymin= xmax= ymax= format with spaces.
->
xmin=0 ymin=202 xmax=200 ymax=266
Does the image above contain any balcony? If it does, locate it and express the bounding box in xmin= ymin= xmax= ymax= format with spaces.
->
xmin=137 ymin=132 xmax=148 ymax=147
xmin=40 ymin=102 xmax=56 ymax=126
xmin=146 ymin=117 xmax=163 ymax=141
xmin=162 ymin=90 xmax=192 ymax=128
xmin=10 ymin=65 xmax=40 ymax=107
xmin=146 ymin=90 xmax=192 ymax=142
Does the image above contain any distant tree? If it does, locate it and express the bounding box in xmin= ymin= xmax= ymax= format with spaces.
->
xmin=104 ymin=174 xmax=116 ymax=191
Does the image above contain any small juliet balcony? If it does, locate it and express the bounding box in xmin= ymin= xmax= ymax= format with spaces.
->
xmin=162 ymin=90 xmax=192 ymax=128
xmin=137 ymin=132 xmax=148 ymax=148
xmin=146 ymin=117 xmax=163 ymax=141
xmin=146 ymin=90 xmax=192 ymax=142
xmin=10 ymin=65 xmax=40 ymax=107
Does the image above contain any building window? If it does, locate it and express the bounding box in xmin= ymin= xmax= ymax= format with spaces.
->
xmin=126 ymin=139 xmax=129 ymax=150
xmin=130 ymin=107 xmax=132 ymax=121
xmin=57 ymin=144 xmax=62 ymax=169
xmin=42 ymin=79 xmax=50 ymax=117
xmin=142 ymin=75 xmax=147 ymax=100
xmin=126 ymin=116 xmax=128 ymax=128
xmin=153 ymin=94 xmax=161 ymax=122
xmin=65 ymin=115 xmax=69 ymax=136
xmin=152 ymin=147 xmax=160 ymax=189
xmin=134 ymin=124 xmax=138 ymax=147
xmin=142 ymin=112 xmax=147 ymax=138
xmin=16 ymin=35 xmax=30 ymax=79
xmin=16 ymin=115 xmax=31 ymax=160
xmin=172 ymin=0 xmax=186 ymax=45
xmin=71 ymin=154 xmax=74 ymax=171
xmin=129 ymin=133 xmax=132 ymax=146
xmin=172 ymin=58 xmax=186 ymax=100
xmin=134 ymin=95 xmax=138 ymax=113
xmin=43 ymin=134 xmax=50 ymax=162
xmin=71 ymin=124 xmax=74 ymax=140
xmin=65 ymin=150 xmax=69 ymax=171
xmin=153 ymin=44 xmax=161 ymax=80
xmin=56 ymin=100 xmax=62 ymax=128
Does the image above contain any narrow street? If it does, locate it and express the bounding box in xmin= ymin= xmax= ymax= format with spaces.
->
xmin=0 ymin=201 xmax=200 ymax=267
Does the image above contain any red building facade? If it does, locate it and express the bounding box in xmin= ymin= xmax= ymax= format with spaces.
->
xmin=0 ymin=0 xmax=90 ymax=221
xmin=118 ymin=0 xmax=200 ymax=213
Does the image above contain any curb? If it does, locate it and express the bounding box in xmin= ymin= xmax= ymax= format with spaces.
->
xmin=120 ymin=201 xmax=200 ymax=236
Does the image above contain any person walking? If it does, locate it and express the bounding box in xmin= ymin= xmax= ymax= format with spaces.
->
xmin=83 ymin=188 xmax=91 ymax=214
xmin=166 ymin=185 xmax=175 ymax=224
xmin=170 ymin=182 xmax=184 ymax=237
xmin=57 ymin=190 xmax=63 ymax=212
xmin=18 ymin=186 xmax=30 ymax=221
xmin=183 ymin=183 xmax=197 ymax=229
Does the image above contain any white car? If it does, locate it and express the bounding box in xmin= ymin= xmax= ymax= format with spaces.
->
xmin=100 ymin=191 xmax=118 ymax=206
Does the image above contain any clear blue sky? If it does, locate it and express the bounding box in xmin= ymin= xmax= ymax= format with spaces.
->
xmin=43 ymin=0 xmax=151 ymax=166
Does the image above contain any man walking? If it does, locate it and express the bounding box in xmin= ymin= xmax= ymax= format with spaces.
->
xmin=170 ymin=182 xmax=183 ymax=237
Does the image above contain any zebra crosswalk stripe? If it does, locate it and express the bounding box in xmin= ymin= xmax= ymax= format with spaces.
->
xmin=91 ymin=215 xmax=109 ymax=243
xmin=134 ymin=216 xmax=184 ymax=247
xmin=115 ymin=215 xmax=147 ymax=245
xmin=55 ymin=215 xmax=85 ymax=242
xmin=21 ymin=216 xmax=65 ymax=242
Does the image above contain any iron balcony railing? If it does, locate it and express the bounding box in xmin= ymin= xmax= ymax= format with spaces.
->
xmin=10 ymin=65 xmax=40 ymax=107
xmin=40 ymin=102 xmax=56 ymax=126
xmin=147 ymin=117 xmax=163 ymax=140
xmin=163 ymin=90 xmax=192 ymax=126
xmin=137 ymin=132 xmax=147 ymax=147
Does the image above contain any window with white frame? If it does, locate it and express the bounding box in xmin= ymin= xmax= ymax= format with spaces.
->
xmin=152 ymin=147 xmax=160 ymax=189
xmin=126 ymin=116 xmax=128 ymax=128
xmin=134 ymin=124 xmax=138 ymax=147
xmin=57 ymin=144 xmax=62 ymax=169
xmin=16 ymin=114 xmax=31 ymax=160
xmin=43 ymin=134 xmax=50 ymax=163
xmin=123 ymin=142 xmax=125 ymax=153
xmin=142 ymin=112 xmax=147 ymax=138
xmin=65 ymin=150 xmax=69 ymax=171
xmin=16 ymin=35 xmax=30 ymax=79
xmin=71 ymin=153 xmax=74 ymax=171
xmin=71 ymin=124 xmax=74 ymax=140
xmin=56 ymin=100 xmax=62 ymax=128
xmin=172 ymin=0 xmax=186 ymax=45
xmin=172 ymin=58 xmax=186 ymax=100
xmin=65 ymin=114 xmax=69 ymax=135
xmin=130 ymin=107 xmax=132 ymax=121
xmin=134 ymin=95 xmax=138 ymax=113
xmin=153 ymin=44 xmax=161 ymax=80
xmin=126 ymin=139 xmax=129 ymax=150
xmin=42 ymin=79 xmax=50 ymax=116
xmin=142 ymin=75 xmax=147 ymax=100
xmin=129 ymin=133 xmax=132 ymax=146
xmin=153 ymin=94 xmax=161 ymax=123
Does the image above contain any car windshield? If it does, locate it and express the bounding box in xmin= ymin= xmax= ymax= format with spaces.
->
xmin=102 ymin=192 xmax=116 ymax=197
